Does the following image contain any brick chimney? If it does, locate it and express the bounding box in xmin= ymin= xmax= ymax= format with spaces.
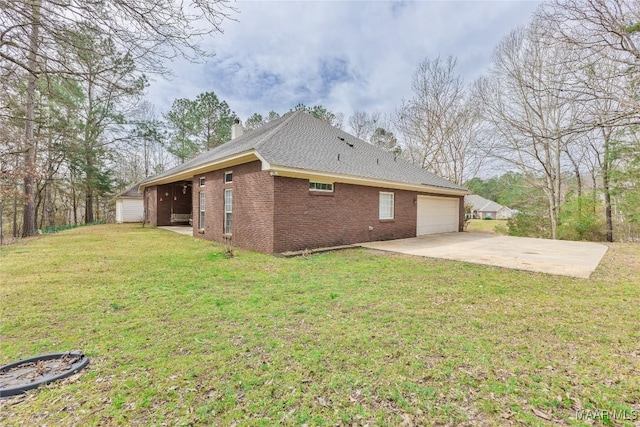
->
xmin=231 ymin=118 xmax=243 ymax=140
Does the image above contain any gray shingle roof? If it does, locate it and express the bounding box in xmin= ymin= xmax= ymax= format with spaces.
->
xmin=116 ymin=183 xmax=143 ymax=198
xmin=142 ymin=111 xmax=466 ymax=192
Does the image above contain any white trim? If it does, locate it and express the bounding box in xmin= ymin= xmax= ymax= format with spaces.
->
xmin=255 ymin=151 xmax=271 ymax=170
xmin=138 ymin=149 xmax=467 ymax=197
xmin=138 ymin=151 xmax=258 ymax=190
xmin=267 ymin=164 xmax=468 ymax=196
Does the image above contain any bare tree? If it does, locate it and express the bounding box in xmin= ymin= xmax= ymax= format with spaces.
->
xmin=537 ymin=0 xmax=639 ymax=126
xmin=540 ymin=0 xmax=640 ymax=64
xmin=538 ymin=0 xmax=640 ymax=241
xmin=580 ymin=75 xmax=631 ymax=242
xmin=396 ymin=55 xmax=486 ymax=185
xmin=477 ymin=22 xmax=584 ymax=239
xmin=122 ymin=101 xmax=167 ymax=181
xmin=0 ymin=72 xmax=26 ymax=239
xmin=346 ymin=110 xmax=401 ymax=154
xmin=348 ymin=111 xmax=380 ymax=141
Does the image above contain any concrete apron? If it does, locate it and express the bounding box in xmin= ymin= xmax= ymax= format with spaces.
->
xmin=360 ymin=232 xmax=609 ymax=279
xmin=159 ymin=226 xmax=193 ymax=236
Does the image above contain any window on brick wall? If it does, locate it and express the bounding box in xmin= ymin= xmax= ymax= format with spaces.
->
xmin=224 ymin=171 xmax=233 ymax=183
xmin=379 ymin=192 xmax=394 ymax=220
xmin=224 ymin=189 xmax=232 ymax=234
xmin=309 ymin=181 xmax=334 ymax=192
xmin=198 ymin=192 xmax=205 ymax=230
xmin=199 ymin=177 xmax=205 ymax=187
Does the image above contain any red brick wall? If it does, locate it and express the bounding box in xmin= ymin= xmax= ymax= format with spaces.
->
xmin=273 ymin=178 xmax=425 ymax=253
xmin=147 ymin=160 xmax=463 ymax=253
xmin=144 ymin=186 xmax=158 ymax=226
xmin=192 ymin=161 xmax=275 ymax=253
xmin=154 ymin=184 xmax=174 ymax=226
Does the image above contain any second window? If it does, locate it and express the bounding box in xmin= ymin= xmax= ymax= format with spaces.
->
xmin=224 ymin=189 xmax=233 ymax=234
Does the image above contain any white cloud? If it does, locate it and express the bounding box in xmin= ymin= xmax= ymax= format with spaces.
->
xmin=146 ymin=0 xmax=541 ymax=122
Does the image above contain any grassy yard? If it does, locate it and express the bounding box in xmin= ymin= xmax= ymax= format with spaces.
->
xmin=466 ymin=219 xmax=508 ymax=234
xmin=1 ymin=225 xmax=639 ymax=426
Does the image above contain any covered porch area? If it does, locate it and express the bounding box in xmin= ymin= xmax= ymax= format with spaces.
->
xmin=144 ymin=180 xmax=193 ymax=227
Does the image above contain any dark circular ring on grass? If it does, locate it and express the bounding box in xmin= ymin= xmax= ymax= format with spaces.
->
xmin=0 ymin=352 xmax=89 ymax=398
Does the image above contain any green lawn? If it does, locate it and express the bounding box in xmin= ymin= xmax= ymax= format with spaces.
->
xmin=1 ymin=224 xmax=639 ymax=426
xmin=466 ymin=218 xmax=508 ymax=234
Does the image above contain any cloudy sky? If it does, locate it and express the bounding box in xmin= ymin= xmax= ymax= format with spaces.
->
xmin=147 ymin=1 xmax=541 ymax=124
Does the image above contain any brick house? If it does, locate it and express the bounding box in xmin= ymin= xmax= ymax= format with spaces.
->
xmin=139 ymin=111 xmax=468 ymax=253
xmin=465 ymin=194 xmax=514 ymax=220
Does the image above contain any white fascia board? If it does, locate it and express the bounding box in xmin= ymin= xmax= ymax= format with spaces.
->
xmin=255 ymin=151 xmax=271 ymax=170
xmin=138 ymin=151 xmax=259 ymax=191
xmin=266 ymin=165 xmax=468 ymax=196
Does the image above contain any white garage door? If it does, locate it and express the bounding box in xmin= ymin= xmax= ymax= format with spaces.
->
xmin=417 ymin=196 xmax=460 ymax=235
xmin=121 ymin=199 xmax=144 ymax=223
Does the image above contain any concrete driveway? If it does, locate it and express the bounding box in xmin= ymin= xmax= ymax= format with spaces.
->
xmin=359 ymin=232 xmax=608 ymax=278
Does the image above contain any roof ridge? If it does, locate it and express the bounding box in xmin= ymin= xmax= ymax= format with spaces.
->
xmin=251 ymin=110 xmax=301 ymax=150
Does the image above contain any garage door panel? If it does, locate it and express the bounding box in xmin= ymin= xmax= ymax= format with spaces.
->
xmin=122 ymin=199 xmax=144 ymax=222
xmin=417 ymin=196 xmax=459 ymax=235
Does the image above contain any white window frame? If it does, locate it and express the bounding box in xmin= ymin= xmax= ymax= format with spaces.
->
xmin=199 ymin=177 xmax=206 ymax=187
xmin=224 ymin=171 xmax=233 ymax=184
xmin=224 ymin=189 xmax=232 ymax=234
xmin=379 ymin=192 xmax=394 ymax=220
xmin=198 ymin=191 xmax=205 ymax=230
xmin=309 ymin=181 xmax=334 ymax=192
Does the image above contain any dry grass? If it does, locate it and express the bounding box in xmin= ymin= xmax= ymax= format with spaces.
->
xmin=466 ymin=219 xmax=508 ymax=234
xmin=1 ymin=224 xmax=639 ymax=426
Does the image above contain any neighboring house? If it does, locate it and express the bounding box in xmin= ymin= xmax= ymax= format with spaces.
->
xmin=465 ymin=194 xmax=513 ymax=220
xmin=139 ymin=111 xmax=468 ymax=253
xmin=115 ymin=184 xmax=144 ymax=223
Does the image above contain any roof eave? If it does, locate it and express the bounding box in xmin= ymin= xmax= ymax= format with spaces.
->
xmin=266 ymin=165 xmax=469 ymax=196
xmin=138 ymin=151 xmax=260 ymax=191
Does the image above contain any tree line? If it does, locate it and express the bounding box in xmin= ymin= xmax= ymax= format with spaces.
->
xmin=1 ymin=0 xmax=638 ymax=243
xmin=1 ymin=0 xmax=237 ymax=238
xmin=393 ymin=0 xmax=639 ymax=242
